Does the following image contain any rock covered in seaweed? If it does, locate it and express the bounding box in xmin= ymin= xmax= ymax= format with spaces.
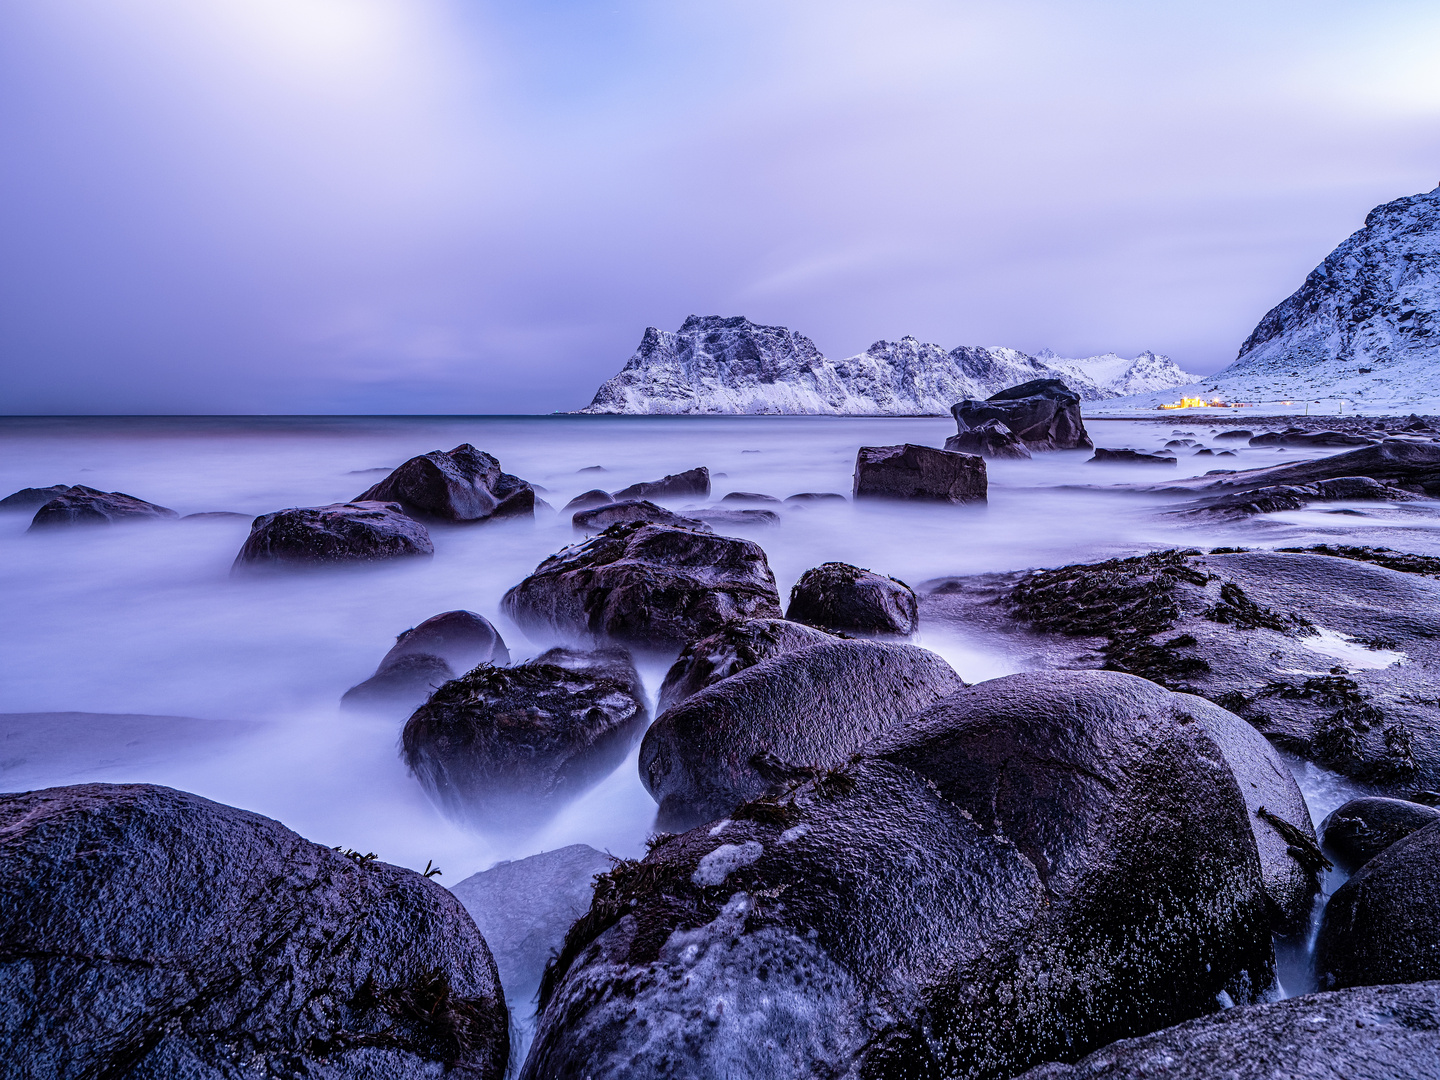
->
xmin=785 ymin=561 xmax=918 ymax=636
xmin=233 ymin=501 xmax=434 ymax=568
xmin=356 ymin=443 xmax=534 ymax=522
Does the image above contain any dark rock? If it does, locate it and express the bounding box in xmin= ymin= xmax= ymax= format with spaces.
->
xmin=571 ymin=499 xmax=710 ymax=533
xmin=720 ymin=491 xmax=781 ymax=503
xmin=0 ymin=484 xmax=77 ymax=510
xmin=501 ymin=522 xmax=782 ymax=649
xmin=1250 ymin=429 xmax=1374 ymax=447
xmin=952 ymin=378 xmax=1092 ymax=451
xmin=450 ymin=844 xmax=613 ymax=1023
xmin=403 ymin=647 xmax=648 ymax=827
xmin=1216 ymin=450 xmax=1237 ymax=456
xmin=785 ymin=561 xmax=918 ymax=636
xmin=689 ymin=508 xmax=780 ymax=528
xmin=1171 ymin=476 xmax=1413 ymax=519
xmin=562 ymin=489 xmax=613 ymax=511
xmin=611 ymin=467 xmax=709 ymax=501
xmin=640 ymin=639 xmax=966 ymax=829
xmin=656 ymin=618 xmax=835 ymax=715
xmin=181 ymin=511 xmax=250 ymax=520
xmin=1017 ymin=981 xmax=1440 ymax=1080
xmin=784 ymin=491 xmax=846 ymax=503
xmin=1144 ymin=440 xmax=1440 ymax=498
xmin=356 ymin=443 xmax=534 ymax=522
xmin=853 ymin=443 xmax=987 ymax=503
xmin=1214 ymin=429 xmax=1254 ymax=440
xmin=1317 ymin=821 xmax=1440 ymax=989
xmin=1089 ymin=448 xmax=1178 ymax=466
xmin=1193 ymin=447 xmax=1215 ymax=456
xmin=28 ymin=486 xmax=178 ymax=528
xmin=0 ymin=783 xmax=508 ymax=1079
xmin=944 ymin=418 xmax=1033 ymax=459
xmin=1164 ymin=439 xmax=1197 ymax=448
xmin=233 ymin=501 xmax=433 ymax=569
xmin=1320 ymin=796 xmax=1440 ymax=872
xmin=528 ymin=670 xmax=1274 ymax=1080
xmin=578 ymin=465 xmax=607 ymax=473
xmin=343 ymin=611 xmax=510 ymax=713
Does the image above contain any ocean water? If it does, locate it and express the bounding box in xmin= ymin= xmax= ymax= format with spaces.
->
xmin=2 ymin=415 xmax=1433 ymax=888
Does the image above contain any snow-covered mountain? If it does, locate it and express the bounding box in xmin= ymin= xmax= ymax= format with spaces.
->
xmin=579 ymin=314 xmax=1194 ymax=415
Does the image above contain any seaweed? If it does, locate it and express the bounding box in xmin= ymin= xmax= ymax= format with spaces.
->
xmin=1256 ymin=806 xmax=1332 ymax=874
xmin=1202 ymin=581 xmax=1310 ymax=634
xmin=313 ymin=967 xmax=504 ymax=1066
xmin=1276 ymin=544 xmax=1440 ymax=579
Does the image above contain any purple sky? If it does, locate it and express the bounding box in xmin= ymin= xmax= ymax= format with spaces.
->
xmin=2 ymin=0 xmax=1439 ymax=414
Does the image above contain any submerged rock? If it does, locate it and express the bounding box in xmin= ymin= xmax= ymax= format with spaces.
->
xmin=784 ymin=491 xmax=846 ymax=503
xmin=1250 ymin=428 xmax=1375 ymax=447
xmin=501 ymin=522 xmax=782 ymax=649
xmin=571 ymin=499 xmax=710 ymax=533
xmin=1320 ymin=796 xmax=1440 ymax=872
xmin=1018 ymin=981 xmax=1440 ymax=1080
xmin=1089 ymin=448 xmax=1177 ymax=466
xmin=720 ymin=491 xmax=781 ymax=504
xmin=690 ymin=507 xmax=781 ymax=528
xmin=0 ymin=783 xmax=509 ymax=1079
xmin=785 ymin=561 xmax=918 ymax=636
xmin=656 ymin=618 xmax=836 ymax=714
xmin=853 ymin=443 xmax=987 ymax=503
xmin=527 ymin=670 xmax=1273 ymax=1080
xmin=28 ymin=486 xmax=178 ymax=528
xmin=611 ymin=467 xmax=710 ymax=500
xmin=343 ymin=610 xmax=510 ymax=713
xmin=952 ymin=378 xmax=1092 ymax=451
xmin=233 ymin=501 xmax=433 ymax=568
xmin=562 ymin=489 xmax=613 ymax=512
xmin=356 ymin=443 xmax=534 ymax=522
xmin=402 ymin=647 xmax=648 ymax=827
xmin=640 ymin=639 xmax=966 ymax=829
xmin=944 ymin=418 xmax=1032 ymax=459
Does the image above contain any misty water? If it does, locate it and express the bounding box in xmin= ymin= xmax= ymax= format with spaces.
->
xmin=4 ymin=414 xmax=1438 ymax=998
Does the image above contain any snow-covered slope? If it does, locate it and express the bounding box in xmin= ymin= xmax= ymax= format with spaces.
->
xmin=579 ymin=315 xmax=1194 ymax=415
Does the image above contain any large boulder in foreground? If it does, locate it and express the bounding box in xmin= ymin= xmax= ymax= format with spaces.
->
xmin=0 ymin=783 xmax=508 ymax=1080
xmin=656 ymin=617 xmax=835 ymax=714
xmin=953 ymin=378 xmax=1092 ymax=451
xmin=612 ymin=467 xmax=709 ymax=501
xmin=28 ymin=486 xmax=178 ymax=529
xmin=640 ymin=639 xmax=967 ymax=830
xmin=1316 ymin=821 xmax=1440 ymax=990
xmin=356 ymin=443 xmax=534 ymax=522
xmin=786 ymin=560 xmax=918 ymax=635
xmin=402 ymin=647 xmax=648 ymax=827
xmin=1018 ymin=981 xmax=1440 ymax=1080
xmin=525 ymin=670 xmax=1273 ymax=1080
xmin=343 ymin=610 xmax=510 ymax=713
xmin=233 ymin=501 xmax=433 ymax=568
xmin=853 ymin=443 xmax=987 ymax=503
xmin=501 ymin=522 xmax=782 ymax=649
xmin=1320 ymin=796 xmax=1440 ymax=873
xmin=571 ymin=498 xmax=710 ymax=533
xmin=944 ymin=418 xmax=1032 ymax=459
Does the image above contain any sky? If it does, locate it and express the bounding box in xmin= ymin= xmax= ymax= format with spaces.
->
xmin=1 ymin=0 xmax=1439 ymax=414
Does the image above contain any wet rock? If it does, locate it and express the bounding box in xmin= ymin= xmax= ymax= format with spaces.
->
xmin=1250 ymin=428 xmax=1374 ymax=447
xmin=0 ymin=484 xmax=77 ymax=511
xmin=403 ymin=647 xmax=648 ymax=827
xmin=1316 ymin=821 xmax=1440 ymax=989
xmin=571 ymin=499 xmax=710 ymax=533
xmin=501 ymin=522 xmax=782 ymax=649
xmin=562 ymin=489 xmax=613 ymax=511
xmin=640 ymin=639 xmax=966 ymax=829
xmin=343 ymin=611 xmax=510 ymax=713
xmin=656 ymin=618 xmax=836 ymax=714
xmin=1172 ymin=476 xmax=1414 ymax=518
xmin=1214 ymin=429 xmax=1254 ymax=441
xmin=1017 ymin=981 xmax=1440 ymax=1080
xmin=853 ymin=443 xmax=987 ymax=503
xmin=450 ymin=844 xmax=613 ymax=1023
xmin=720 ymin=491 xmax=781 ymax=503
xmin=0 ymin=783 xmax=509 ymax=1080
xmin=689 ymin=508 xmax=780 ymax=528
xmin=356 ymin=443 xmax=534 ymax=522
xmin=233 ymin=501 xmax=433 ymax=568
xmin=1089 ymin=448 xmax=1178 ymax=466
xmin=952 ymin=378 xmax=1093 ymax=451
xmin=1193 ymin=447 xmax=1215 ymax=456
xmin=611 ymin=467 xmax=709 ymax=501
xmin=528 ymin=670 xmax=1273 ymax=1080
xmin=785 ymin=560 xmax=918 ymax=636
xmin=28 ymin=486 xmax=178 ymax=528
xmin=1320 ymin=796 xmax=1440 ymax=872
xmin=1144 ymin=440 xmax=1440 ymax=498
xmin=944 ymin=418 xmax=1033 ymax=460
xmin=784 ymin=491 xmax=846 ymax=503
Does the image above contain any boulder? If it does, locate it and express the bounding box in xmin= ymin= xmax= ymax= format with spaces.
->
xmin=28 ymin=486 xmax=178 ymax=528
xmin=526 ymin=670 xmax=1273 ymax=1080
xmin=853 ymin=443 xmax=987 ymax=504
xmin=611 ymin=467 xmax=710 ymax=501
xmin=0 ymin=484 xmax=77 ymax=511
xmin=1165 ymin=439 xmax=1197 ymax=448
xmin=640 ymin=639 xmax=966 ymax=830
xmin=501 ymin=522 xmax=782 ymax=649
xmin=1320 ymin=796 xmax=1440 ymax=872
xmin=562 ymin=489 xmax=613 ymax=512
xmin=944 ymin=418 xmax=1033 ymax=460
xmin=952 ymin=378 xmax=1092 ymax=451
xmin=402 ymin=647 xmax=648 ymax=827
xmin=1214 ymin=429 xmax=1254 ymax=441
xmin=656 ymin=618 xmax=836 ymax=714
xmin=1089 ymin=448 xmax=1177 ymax=466
xmin=721 ymin=491 xmax=781 ymax=504
xmin=1170 ymin=476 xmax=1414 ymax=518
xmin=785 ymin=561 xmax=918 ymax=636
xmin=0 ymin=783 xmax=508 ymax=1079
xmin=1017 ymin=981 xmax=1440 ymax=1080
xmin=784 ymin=491 xmax=846 ymax=503
xmin=356 ymin=443 xmax=534 ymax=522
xmin=1316 ymin=821 xmax=1440 ymax=989
xmin=571 ymin=499 xmax=710 ymax=533
xmin=343 ymin=611 xmax=510 ymax=713
xmin=1250 ymin=429 xmax=1374 ymax=447
xmin=233 ymin=501 xmax=433 ymax=569
xmin=689 ymin=508 xmax=780 ymax=528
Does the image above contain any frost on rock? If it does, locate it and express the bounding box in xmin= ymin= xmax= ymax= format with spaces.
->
xmin=579 ymin=314 xmax=1192 ymax=415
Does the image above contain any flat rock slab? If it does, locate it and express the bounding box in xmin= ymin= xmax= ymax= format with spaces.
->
xmin=234 ymin=501 xmax=434 ymax=568
xmin=612 ymin=467 xmax=710 ymax=500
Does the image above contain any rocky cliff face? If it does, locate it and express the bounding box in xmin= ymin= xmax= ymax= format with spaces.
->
xmin=580 ymin=315 xmax=1193 ymax=415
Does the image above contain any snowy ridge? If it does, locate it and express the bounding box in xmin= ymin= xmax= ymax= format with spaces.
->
xmin=580 ymin=315 xmax=1194 ymax=415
